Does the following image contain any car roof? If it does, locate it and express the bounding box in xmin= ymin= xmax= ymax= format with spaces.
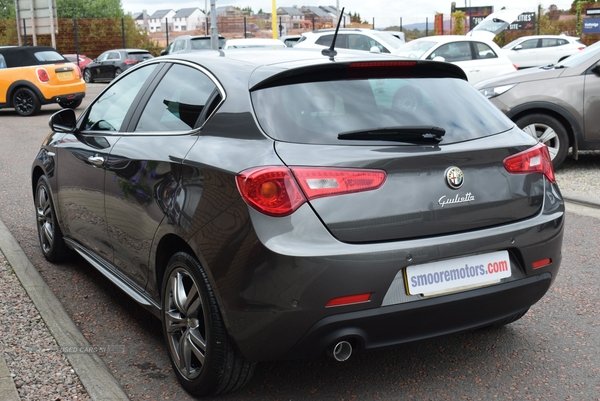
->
xmin=156 ymin=47 xmax=467 ymax=89
xmin=0 ymin=46 xmax=67 ymax=67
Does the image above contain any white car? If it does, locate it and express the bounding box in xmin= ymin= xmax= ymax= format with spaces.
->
xmin=294 ymin=28 xmax=405 ymax=53
xmin=393 ymin=35 xmax=516 ymax=85
xmin=223 ymin=38 xmax=287 ymax=49
xmin=501 ymin=35 xmax=586 ymax=69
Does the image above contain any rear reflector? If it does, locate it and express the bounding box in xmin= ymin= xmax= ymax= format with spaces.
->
xmin=236 ymin=166 xmax=386 ymax=217
xmin=503 ymin=143 xmax=555 ymax=183
xmin=326 ymin=293 xmax=371 ymax=307
xmin=532 ymin=258 xmax=551 ymax=269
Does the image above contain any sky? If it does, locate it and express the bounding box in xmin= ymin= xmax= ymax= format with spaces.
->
xmin=120 ymin=0 xmax=576 ymax=27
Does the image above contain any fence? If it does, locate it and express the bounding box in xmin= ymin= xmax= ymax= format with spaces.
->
xmin=0 ymin=13 xmax=598 ymax=58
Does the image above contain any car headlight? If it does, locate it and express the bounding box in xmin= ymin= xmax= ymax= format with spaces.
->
xmin=478 ymin=84 xmax=516 ymax=99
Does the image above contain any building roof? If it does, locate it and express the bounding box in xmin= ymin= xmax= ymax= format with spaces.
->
xmin=150 ymin=9 xmax=175 ymax=19
xmin=301 ymin=6 xmax=331 ymax=18
xmin=174 ymin=8 xmax=204 ymax=18
xmin=278 ymin=7 xmax=305 ymax=16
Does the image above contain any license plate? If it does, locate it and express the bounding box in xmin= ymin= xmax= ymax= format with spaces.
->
xmin=57 ymin=71 xmax=73 ymax=80
xmin=405 ymin=250 xmax=511 ymax=296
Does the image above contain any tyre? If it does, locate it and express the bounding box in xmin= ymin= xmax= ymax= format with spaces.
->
xmin=35 ymin=175 xmax=70 ymax=262
xmin=83 ymin=69 xmax=93 ymax=83
xmin=13 ymin=87 xmax=41 ymax=116
xmin=515 ymin=113 xmax=569 ymax=169
xmin=161 ymin=252 xmax=255 ymax=396
xmin=59 ymin=99 xmax=83 ymax=109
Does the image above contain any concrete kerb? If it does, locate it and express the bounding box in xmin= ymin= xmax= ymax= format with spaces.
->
xmin=0 ymin=355 xmax=20 ymax=401
xmin=0 ymin=217 xmax=130 ymax=401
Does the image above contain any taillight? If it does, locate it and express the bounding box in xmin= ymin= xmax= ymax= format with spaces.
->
xmin=578 ymin=47 xmax=586 ymax=51
xmin=503 ymin=143 xmax=555 ymax=183
xmin=236 ymin=166 xmax=387 ymax=217
xmin=74 ymin=65 xmax=82 ymax=79
xmin=291 ymin=167 xmax=386 ymax=200
xmin=124 ymin=59 xmax=138 ymax=65
xmin=37 ymin=68 xmax=50 ymax=83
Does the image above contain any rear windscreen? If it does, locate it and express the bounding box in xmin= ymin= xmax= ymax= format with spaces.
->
xmin=251 ymin=77 xmax=513 ymax=145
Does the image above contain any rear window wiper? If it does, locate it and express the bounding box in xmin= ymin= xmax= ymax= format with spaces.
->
xmin=338 ymin=126 xmax=445 ymax=143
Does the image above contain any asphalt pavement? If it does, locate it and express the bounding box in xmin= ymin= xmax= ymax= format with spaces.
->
xmin=0 ymin=189 xmax=597 ymax=401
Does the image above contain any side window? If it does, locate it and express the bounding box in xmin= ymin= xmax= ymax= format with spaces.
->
xmin=520 ymin=39 xmax=538 ymax=49
xmin=348 ymin=34 xmax=373 ymax=51
xmin=475 ymin=42 xmax=497 ymax=59
xmin=315 ymin=34 xmax=334 ymax=47
xmin=84 ymin=64 xmax=157 ymax=132
xmin=0 ymin=54 xmax=6 ymax=69
xmin=97 ymin=52 xmax=109 ymax=62
xmin=135 ymin=64 xmax=218 ymax=132
xmin=429 ymin=43 xmax=471 ymax=62
xmin=541 ymin=38 xmax=560 ymax=47
xmin=108 ymin=52 xmax=121 ymax=60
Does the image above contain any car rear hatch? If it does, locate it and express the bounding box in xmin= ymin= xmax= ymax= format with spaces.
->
xmin=466 ymin=10 xmax=525 ymax=40
xmin=249 ymin=59 xmax=551 ymax=244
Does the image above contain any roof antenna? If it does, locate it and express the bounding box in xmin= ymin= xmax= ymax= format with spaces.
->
xmin=322 ymin=7 xmax=345 ymax=58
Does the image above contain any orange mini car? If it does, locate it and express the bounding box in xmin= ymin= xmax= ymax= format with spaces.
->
xmin=0 ymin=46 xmax=86 ymax=116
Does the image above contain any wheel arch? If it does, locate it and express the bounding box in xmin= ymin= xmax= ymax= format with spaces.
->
xmin=7 ymin=80 xmax=46 ymax=106
xmin=506 ymin=102 xmax=581 ymax=158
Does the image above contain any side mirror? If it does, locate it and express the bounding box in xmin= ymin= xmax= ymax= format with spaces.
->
xmin=49 ymin=108 xmax=77 ymax=132
xmin=160 ymin=49 xmax=167 ymax=56
xmin=513 ymin=45 xmax=523 ymax=51
xmin=369 ymin=46 xmax=381 ymax=54
xmin=432 ymin=56 xmax=446 ymax=62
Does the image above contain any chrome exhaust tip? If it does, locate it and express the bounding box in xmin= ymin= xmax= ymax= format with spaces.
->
xmin=329 ymin=340 xmax=352 ymax=362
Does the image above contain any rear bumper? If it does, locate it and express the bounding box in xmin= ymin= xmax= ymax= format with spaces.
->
xmin=42 ymin=91 xmax=85 ymax=105
xmin=282 ymin=272 xmax=551 ymax=360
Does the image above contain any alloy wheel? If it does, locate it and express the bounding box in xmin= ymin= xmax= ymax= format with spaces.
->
xmin=164 ymin=267 xmax=206 ymax=380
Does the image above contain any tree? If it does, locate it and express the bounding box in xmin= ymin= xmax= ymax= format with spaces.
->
xmin=451 ymin=10 xmax=466 ymax=34
xmin=56 ymin=0 xmax=124 ymax=18
xmin=0 ymin=0 xmax=14 ymax=18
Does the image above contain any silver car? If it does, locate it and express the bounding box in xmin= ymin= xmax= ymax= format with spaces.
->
xmin=476 ymin=40 xmax=600 ymax=169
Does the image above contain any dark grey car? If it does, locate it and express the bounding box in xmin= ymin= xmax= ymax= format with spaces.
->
xmin=31 ymin=48 xmax=564 ymax=396
xmin=476 ymin=40 xmax=600 ymax=169
xmin=82 ymin=48 xmax=153 ymax=83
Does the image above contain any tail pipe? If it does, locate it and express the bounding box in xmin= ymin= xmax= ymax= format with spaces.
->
xmin=328 ymin=340 xmax=353 ymax=362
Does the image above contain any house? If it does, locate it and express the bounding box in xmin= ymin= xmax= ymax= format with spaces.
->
xmin=148 ymin=9 xmax=176 ymax=32
xmin=300 ymin=6 xmax=335 ymax=27
xmin=131 ymin=10 xmax=150 ymax=32
xmin=277 ymin=7 xmax=309 ymax=30
xmin=172 ymin=8 xmax=206 ymax=32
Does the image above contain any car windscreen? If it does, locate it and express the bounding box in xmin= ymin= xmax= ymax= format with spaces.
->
xmin=128 ymin=52 xmax=153 ymax=61
xmin=251 ymin=77 xmax=513 ymax=145
xmin=34 ymin=51 xmax=66 ymax=62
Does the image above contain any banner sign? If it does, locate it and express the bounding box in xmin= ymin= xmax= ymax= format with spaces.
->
xmin=583 ymin=18 xmax=600 ymax=34
xmin=506 ymin=12 xmax=536 ymax=30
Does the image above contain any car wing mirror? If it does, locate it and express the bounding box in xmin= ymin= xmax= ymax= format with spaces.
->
xmin=432 ymin=56 xmax=446 ymax=62
xmin=160 ymin=49 xmax=167 ymax=56
xmin=49 ymin=108 xmax=77 ymax=133
xmin=369 ymin=46 xmax=382 ymax=54
xmin=513 ymin=45 xmax=522 ymax=51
